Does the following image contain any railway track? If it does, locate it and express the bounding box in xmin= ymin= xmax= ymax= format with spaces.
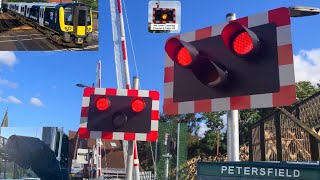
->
xmin=0 ymin=13 xmax=98 ymax=51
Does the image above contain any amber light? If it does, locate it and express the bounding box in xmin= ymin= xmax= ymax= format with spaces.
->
xmin=162 ymin=14 xmax=168 ymax=20
xmin=131 ymin=98 xmax=145 ymax=113
xmin=96 ymin=97 xmax=110 ymax=111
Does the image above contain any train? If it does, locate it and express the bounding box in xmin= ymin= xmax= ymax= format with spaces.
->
xmin=1 ymin=2 xmax=93 ymax=47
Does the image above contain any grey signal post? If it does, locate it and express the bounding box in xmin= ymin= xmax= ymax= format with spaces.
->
xmin=226 ymin=13 xmax=240 ymax=162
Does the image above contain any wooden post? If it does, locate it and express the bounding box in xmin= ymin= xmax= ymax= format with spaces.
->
xmin=309 ymin=130 xmax=320 ymax=160
xmin=259 ymin=121 xmax=266 ymax=161
xmin=248 ymin=127 xmax=253 ymax=161
xmin=216 ymin=128 xmax=220 ymax=156
xmin=274 ymin=112 xmax=283 ymax=161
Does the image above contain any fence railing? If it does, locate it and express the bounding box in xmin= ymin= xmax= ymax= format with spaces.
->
xmin=140 ymin=171 xmax=155 ymax=180
xmin=183 ymin=144 xmax=249 ymax=180
xmin=249 ymin=91 xmax=320 ymax=161
xmin=101 ymin=168 xmax=155 ymax=180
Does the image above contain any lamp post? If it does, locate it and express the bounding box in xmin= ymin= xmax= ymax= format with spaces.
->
xmin=289 ymin=6 xmax=320 ymax=17
xmin=76 ymin=83 xmax=94 ymax=88
xmin=75 ymin=83 xmax=94 ymax=178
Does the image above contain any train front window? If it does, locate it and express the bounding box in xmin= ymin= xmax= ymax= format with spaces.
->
xmin=87 ymin=10 xmax=91 ymax=25
xmin=78 ymin=10 xmax=86 ymax=26
xmin=64 ymin=7 xmax=73 ymax=25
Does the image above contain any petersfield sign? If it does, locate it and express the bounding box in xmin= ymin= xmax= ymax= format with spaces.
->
xmin=197 ymin=162 xmax=320 ymax=180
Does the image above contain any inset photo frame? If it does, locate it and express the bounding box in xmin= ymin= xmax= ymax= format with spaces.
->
xmin=148 ymin=0 xmax=181 ymax=33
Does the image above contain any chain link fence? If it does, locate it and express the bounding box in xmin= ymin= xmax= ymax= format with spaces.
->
xmin=155 ymin=122 xmax=188 ymax=180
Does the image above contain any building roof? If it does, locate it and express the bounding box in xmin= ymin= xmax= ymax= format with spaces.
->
xmin=68 ymin=131 xmax=125 ymax=170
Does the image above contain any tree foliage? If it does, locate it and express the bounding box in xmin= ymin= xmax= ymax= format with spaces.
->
xmin=78 ymin=0 xmax=98 ymax=10
xmin=160 ymin=113 xmax=203 ymax=135
xmin=296 ymin=81 xmax=320 ymax=101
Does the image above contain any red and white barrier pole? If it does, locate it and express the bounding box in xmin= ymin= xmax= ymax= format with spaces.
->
xmin=115 ymin=0 xmax=141 ymax=179
xmin=133 ymin=141 xmax=140 ymax=179
xmin=116 ymin=1 xmax=136 ymax=179
xmin=117 ymin=0 xmax=131 ymax=89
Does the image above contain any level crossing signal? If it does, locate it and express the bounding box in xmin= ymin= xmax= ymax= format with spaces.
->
xmin=153 ymin=8 xmax=176 ymax=24
xmin=163 ymin=7 xmax=296 ymax=115
xmin=78 ymin=88 xmax=160 ymax=141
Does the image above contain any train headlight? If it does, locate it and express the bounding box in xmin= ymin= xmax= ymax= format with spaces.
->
xmin=76 ymin=38 xmax=84 ymax=44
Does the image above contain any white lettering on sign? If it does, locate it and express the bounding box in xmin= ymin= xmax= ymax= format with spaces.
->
xmin=228 ymin=166 xmax=234 ymax=174
xmin=236 ymin=166 xmax=242 ymax=175
xmin=267 ymin=168 xmax=273 ymax=176
xmin=252 ymin=167 xmax=258 ymax=175
xmin=150 ymin=23 xmax=179 ymax=31
xmin=244 ymin=167 xmax=250 ymax=175
xmin=260 ymin=168 xmax=266 ymax=176
xmin=279 ymin=169 xmax=284 ymax=177
xmin=220 ymin=166 xmax=301 ymax=178
xmin=221 ymin=166 xmax=227 ymax=174
xmin=294 ymin=170 xmax=300 ymax=177
xmin=286 ymin=169 xmax=292 ymax=177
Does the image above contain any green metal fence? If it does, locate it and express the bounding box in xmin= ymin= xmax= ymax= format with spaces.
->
xmin=156 ymin=122 xmax=188 ymax=180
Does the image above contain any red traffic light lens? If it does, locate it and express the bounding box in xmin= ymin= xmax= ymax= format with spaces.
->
xmin=177 ymin=47 xmax=192 ymax=66
xmin=232 ymin=31 xmax=254 ymax=56
xmin=131 ymin=98 xmax=145 ymax=113
xmin=96 ymin=97 xmax=110 ymax=111
xmin=165 ymin=38 xmax=199 ymax=67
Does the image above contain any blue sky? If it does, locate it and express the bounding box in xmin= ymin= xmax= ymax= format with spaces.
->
xmin=1 ymin=0 xmax=320 ymax=135
xmin=0 ymin=127 xmax=43 ymax=139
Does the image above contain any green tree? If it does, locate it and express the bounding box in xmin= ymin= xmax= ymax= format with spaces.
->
xmin=137 ymin=141 xmax=155 ymax=172
xmin=239 ymin=109 xmax=261 ymax=145
xmin=160 ymin=113 xmax=203 ymax=135
xmin=187 ymin=134 xmax=202 ymax=157
xmin=201 ymin=112 xmax=226 ymax=156
xmin=296 ymin=81 xmax=320 ymax=101
xmin=79 ymin=0 xmax=98 ymax=10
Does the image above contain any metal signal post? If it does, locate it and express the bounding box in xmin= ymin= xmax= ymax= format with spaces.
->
xmin=226 ymin=13 xmax=240 ymax=162
xmin=96 ymin=60 xmax=102 ymax=178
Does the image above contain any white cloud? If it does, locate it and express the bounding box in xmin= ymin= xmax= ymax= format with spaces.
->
xmin=0 ymin=78 xmax=18 ymax=88
xmin=221 ymin=114 xmax=228 ymax=133
xmin=0 ymin=96 xmax=22 ymax=104
xmin=0 ymin=52 xmax=17 ymax=66
xmin=197 ymin=121 xmax=210 ymax=138
xmin=294 ymin=48 xmax=320 ymax=85
xmin=30 ymin=97 xmax=44 ymax=107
